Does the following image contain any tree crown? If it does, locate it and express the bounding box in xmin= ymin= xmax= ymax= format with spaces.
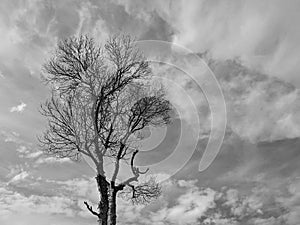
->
xmin=39 ymin=35 xmax=172 ymax=205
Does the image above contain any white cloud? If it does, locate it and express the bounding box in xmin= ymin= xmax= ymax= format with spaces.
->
xmin=10 ymin=102 xmax=27 ymax=113
xmin=116 ymin=0 xmax=300 ymax=87
xmin=153 ymin=55 xmax=300 ymax=143
xmin=0 ymin=130 xmax=23 ymax=144
xmin=0 ymin=187 xmax=75 ymax=218
xmin=1 ymin=168 xmax=298 ymax=225
xmin=16 ymin=145 xmax=29 ymax=154
xmin=15 ymin=145 xmax=43 ymax=159
xmin=158 ymin=187 xmax=216 ymax=224
xmin=35 ymin=156 xmax=72 ymax=164
xmin=25 ymin=151 xmax=43 ymax=159
xmin=114 ymin=178 xmax=296 ymax=225
xmin=213 ymin=60 xmax=300 ymax=142
xmin=8 ymin=170 xmax=29 ymax=183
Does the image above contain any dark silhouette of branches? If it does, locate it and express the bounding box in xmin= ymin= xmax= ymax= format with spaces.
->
xmin=119 ymin=177 xmax=162 ymax=205
xmin=39 ymin=34 xmax=172 ymax=225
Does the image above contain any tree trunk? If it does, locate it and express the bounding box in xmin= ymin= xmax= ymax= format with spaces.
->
xmin=96 ymin=174 xmax=109 ymax=225
xmin=109 ymin=189 xmax=117 ymax=225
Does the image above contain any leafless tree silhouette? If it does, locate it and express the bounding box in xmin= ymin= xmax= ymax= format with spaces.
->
xmin=39 ymin=35 xmax=172 ymax=225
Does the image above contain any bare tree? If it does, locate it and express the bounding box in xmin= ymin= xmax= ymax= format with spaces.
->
xmin=39 ymin=35 xmax=172 ymax=225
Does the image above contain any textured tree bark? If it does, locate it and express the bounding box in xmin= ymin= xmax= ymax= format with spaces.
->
xmin=96 ymin=174 xmax=109 ymax=225
xmin=109 ymin=189 xmax=117 ymax=225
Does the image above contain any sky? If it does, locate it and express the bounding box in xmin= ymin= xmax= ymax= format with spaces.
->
xmin=0 ymin=0 xmax=300 ymax=224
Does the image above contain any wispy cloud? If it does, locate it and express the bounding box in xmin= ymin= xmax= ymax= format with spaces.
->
xmin=35 ymin=156 xmax=72 ymax=165
xmin=0 ymin=130 xmax=22 ymax=143
xmin=8 ymin=170 xmax=29 ymax=183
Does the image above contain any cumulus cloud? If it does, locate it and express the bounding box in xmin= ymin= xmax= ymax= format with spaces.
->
xmin=116 ymin=0 xmax=300 ymax=87
xmin=4 ymin=0 xmax=299 ymax=145
xmin=10 ymin=102 xmax=27 ymax=113
xmin=0 ymin=187 xmax=75 ymax=217
xmin=110 ymin=0 xmax=300 ymax=143
xmin=213 ymin=60 xmax=300 ymax=142
xmin=156 ymin=187 xmax=216 ymax=224
xmin=152 ymin=55 xmax=300 ymax=143
xmin=1 ymin=164 xmax=298 ymax=225
xmin=0 ymin=175 xmax=97 ymax=224
xmin=111 ymin=179 xmax=297 ymax=225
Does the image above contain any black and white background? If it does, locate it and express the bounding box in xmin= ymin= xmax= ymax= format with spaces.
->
xmin=0 ymin=1 xmax=300 ymax=224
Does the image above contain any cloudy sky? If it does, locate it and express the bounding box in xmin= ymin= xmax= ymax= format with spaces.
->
xmin=0 ymin=0 xmax=300 ymax=224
